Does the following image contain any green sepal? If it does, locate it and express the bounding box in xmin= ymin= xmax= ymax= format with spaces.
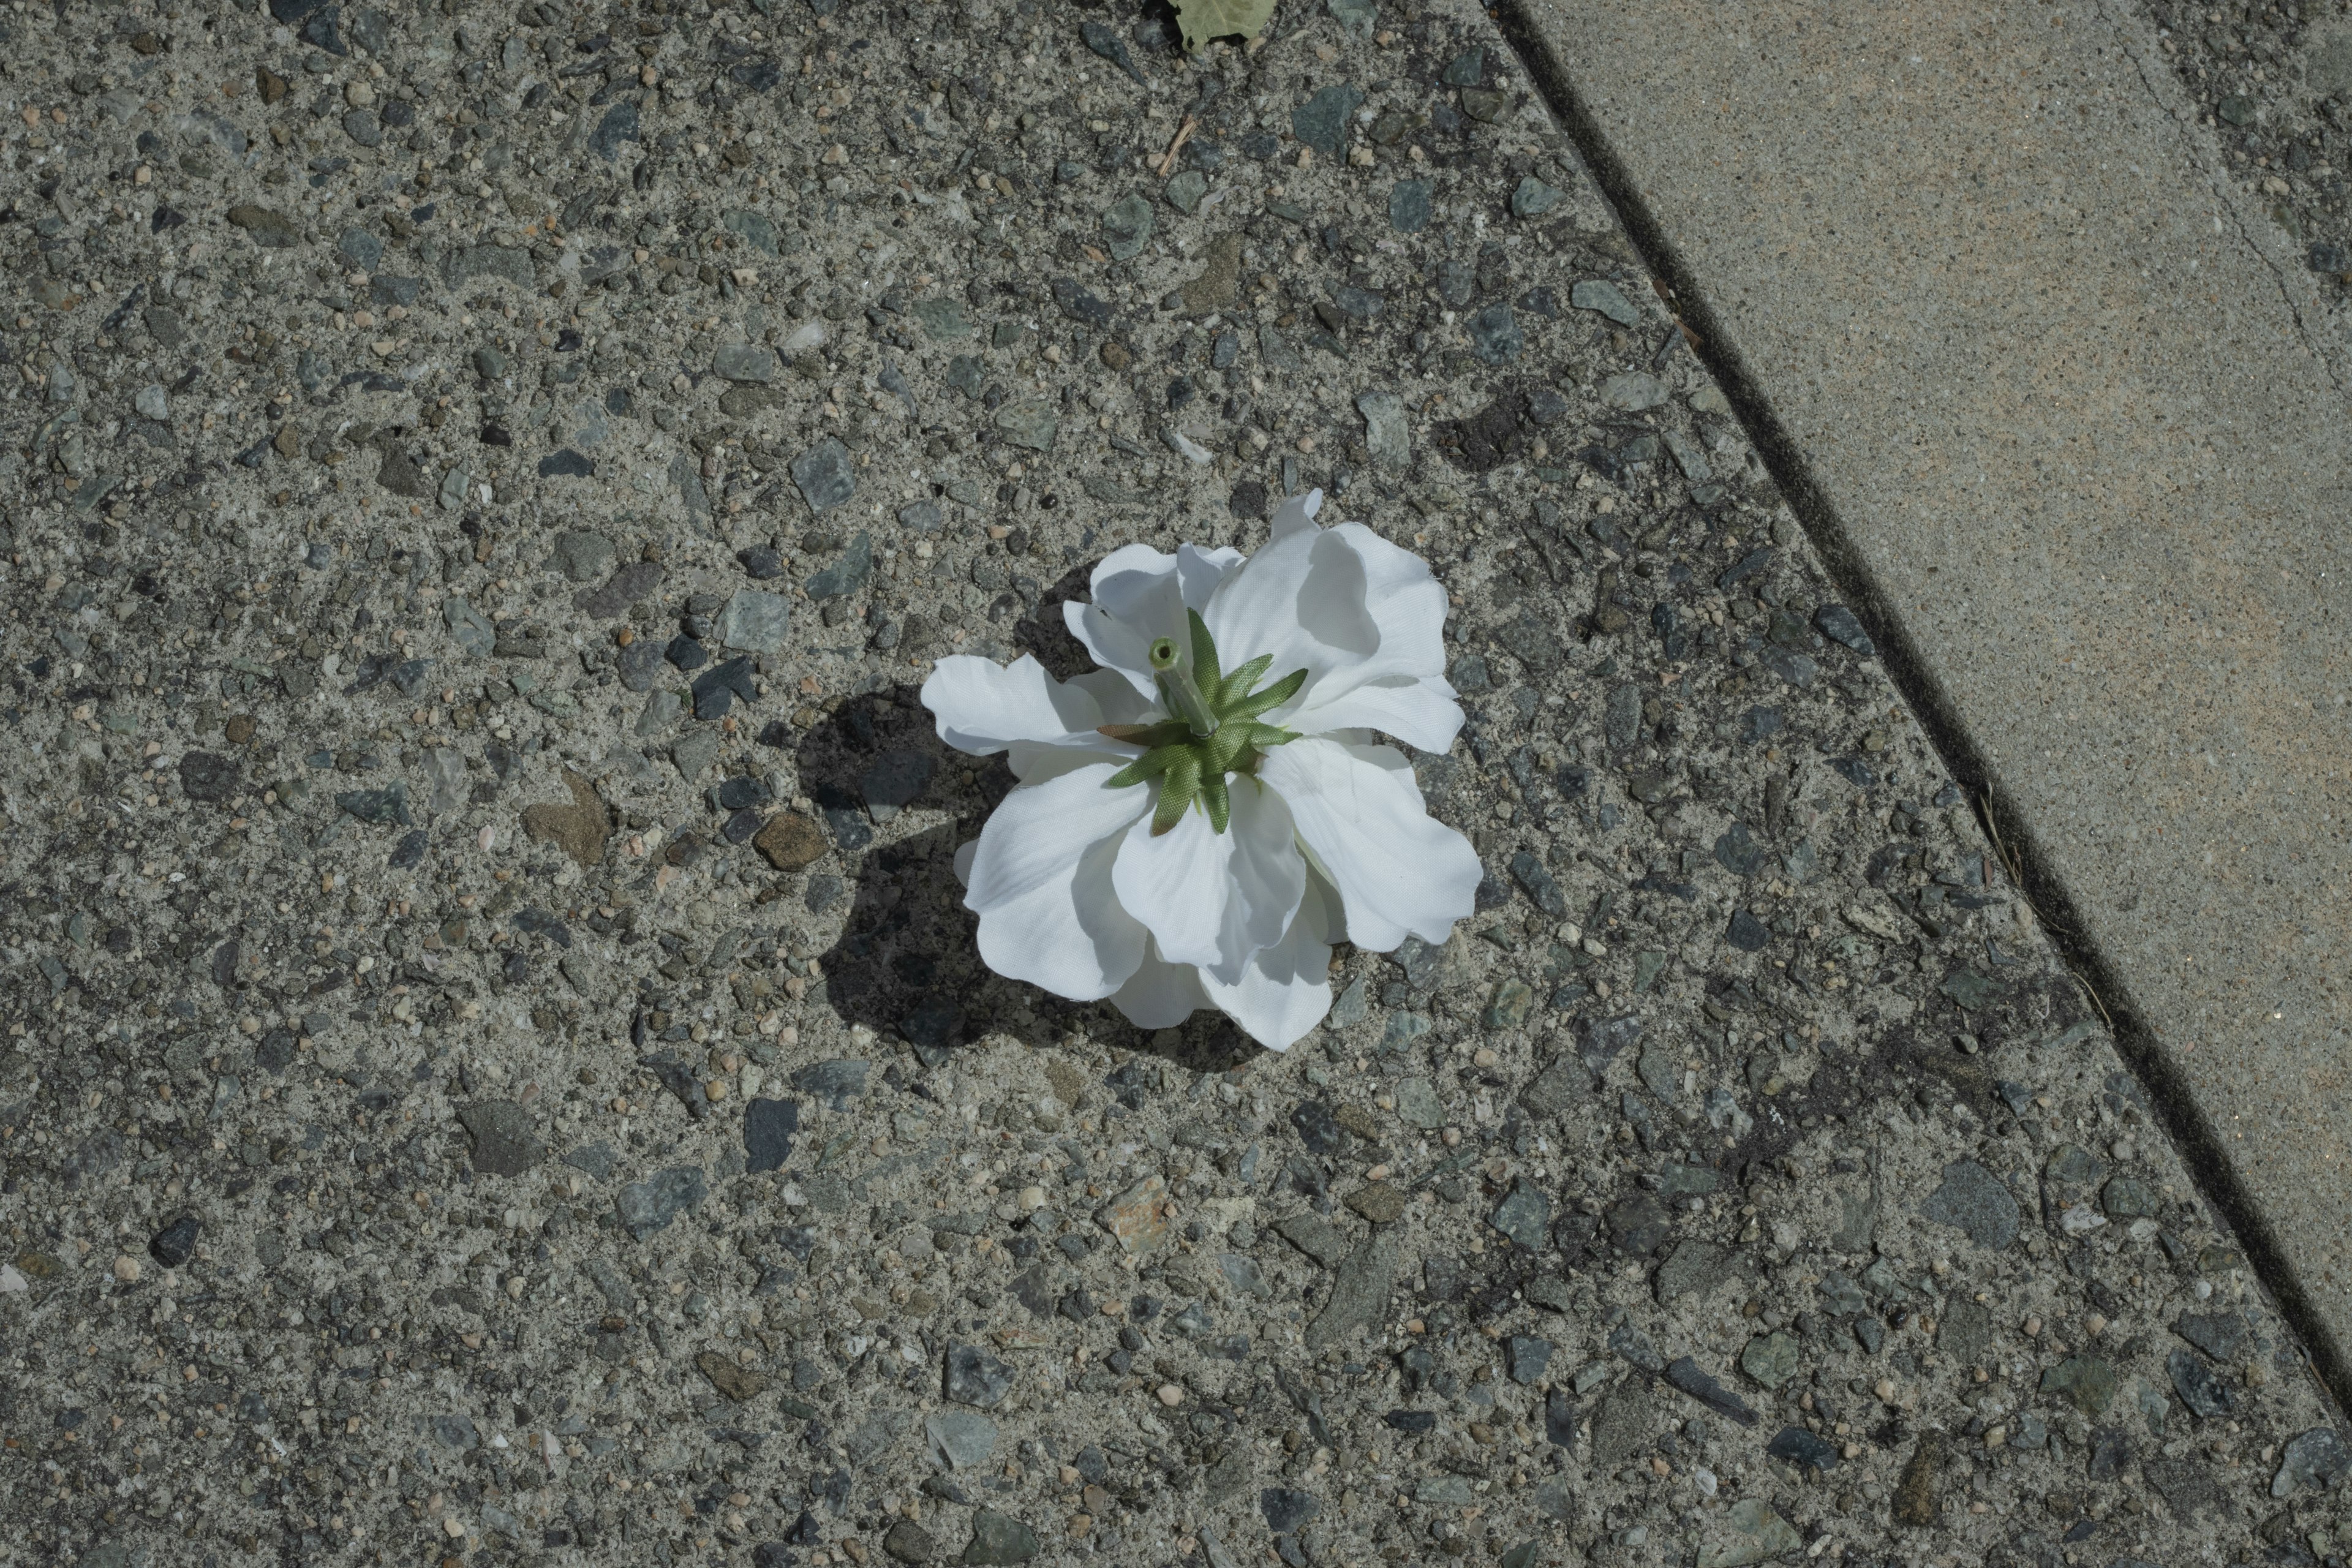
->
xmin=1199 ymin=773 xmax=1231 ymax=834
xmin=1225 ymin=666 xmax=1310 ymax=722
xmin=1098 ymin=720 xmax=1193 ymax=748
xmin=1151 ymin=755 xmax=1202 ymax=835
xmin=1217 ymin=652 xmax=1273 ymax=709
xmin=1104 ymin=743 xmax=1187 ymax=790
xmin=1186 ymin=609 xmax=1222 ymax=703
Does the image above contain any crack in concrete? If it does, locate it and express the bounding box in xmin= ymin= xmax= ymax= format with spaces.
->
xmin=2090 ymin=0 xmax=2352 ymax=399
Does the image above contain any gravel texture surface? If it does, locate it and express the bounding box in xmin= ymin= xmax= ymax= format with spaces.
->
xmin=2 ymin=2 xmax=2347 ymax=1568
xmin=2155 ymin=0 xmax=2352 ymax=293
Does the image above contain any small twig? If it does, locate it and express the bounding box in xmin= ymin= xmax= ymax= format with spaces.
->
xmin=1155 ymin=116 xmax=1199 ymax=176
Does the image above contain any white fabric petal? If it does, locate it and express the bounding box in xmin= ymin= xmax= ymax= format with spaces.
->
xmin=1064 ymin=543 xmax=1185 ymax=699
xmin=1259 ymin=737 xmax=1481 ymax=952
xmin=1110 ymin=806 xmax=1230 ymax=971
xmin=1200 ymin=526 xmax=1368 ymax=704
xmin=1213 ymin=780 xmax=1307 ymax=981
xmin=923 ymin=654 xmax=1119 ymax=756
xmin=1289 ymin=673 xmax=1464 ymax=754
xmin=1267 ymin=486 xmax=1324 ymax=541
xmin=1175 ymin=542 xmax=1245 ymax=611
xmin=963 ymin=762 xmax=1153 ymax=1000
xmin=953 ymin=837 xmax=978 ymax=888
xmin=1109 ymin=941 xmax=1209 ymax=1030
xmin=1261 ymin=522 xmax=1453 ymax=735
xmin=1199 ymin=876 xmax=1338 ymax=1052
xmin=1109 ymin=780 xmax=1304 ymax=980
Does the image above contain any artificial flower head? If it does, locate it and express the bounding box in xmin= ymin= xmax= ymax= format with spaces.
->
xmin=921 ymin=490 xmax=1482 ymax=1050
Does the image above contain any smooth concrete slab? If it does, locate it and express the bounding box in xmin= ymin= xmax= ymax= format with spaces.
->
xmin=1512 ymin=0 xmax=2352 ymax=1365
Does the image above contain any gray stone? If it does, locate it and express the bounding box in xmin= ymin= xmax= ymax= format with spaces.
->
xmin=1697 ymin=1499 xmax=1802 ymax=1568
xmin=1305 ymin=1233 xmax=1398 ymax=1351
xmin=2040 ymin=1353 xmax=2119 ymax=1416
xmin=992 ymin=399 xmax=1058 ymax=452
xmin=1741 ymin=1332 xmax=1804 ymax=1393
xmin=1275 ymin=1212 xmax=1351 ymax=1269
xmin=913 ymin=297 xmax=972 ymax=339
xmin=1101 ymin=194 xmax=1155 ymax=262
xmin=944 ymin=1343 xmax=1014 ymax=1408
xmin=714 ymin=343 xmax=778 ymax=383
xmin=1393 ymin=1077 xmax=1444 ymax=1129
xmin=456 ymin=1101 xmax=543 ymax=1177
xmin=791 ymin=438 xmax=857 ymax=514
xmin=806 ymin=532 xmax=874 ymax=600
xmin=2173 ymin=1311 xmax=2251 ymax=1363
xmin=551 ymin=531 xmax=616 ymax=584
xmin=134 ymin=384 xmax=170 ymax=423
xmin=672 ymin=729 xmax=722 ymax=780
xmin=723 ymin=209 xmax=780 ymax=255
xmin=2274 ymin=1427 xmax=2351 ymax=1497
xmin=1355 ymin=390 xmax=1409 ymax=471
xmin=2168 ymin=1348 xmax=2235 ymax=1419
xmin=715 ymin=589 xmax=790 ymax=652
xmin=1468 ymin=303 xmax=1523 ymax=364
xmin=1511 ymin=175 xmax=1565 ymax=217
xmin=1507 ymin=1335 xmax=1553 ymax=1385
xmin=1520 ymin=1057 xmax=1589 ymax=1116
xmin=743 ymin=1098 xmax=799 ymax=1174
xmin=1217 ymin=1252 xmax=1272 ymax=1300
xmin=1260 ymin=1488 xmax=1320 ymax=1533
xmin=1918 ymin=1159 xmax=2020 ymax=1251
xmin=1164 ymin=170 xmax=1208 ymax=214
xmin=615 ymin=1166 xmax=707 ymax=1239
xmin=1291 ymin=84 xmax=1364 ymax=158
xmin=576 ymin=562 xmax=663 ymax=616
xmin=1490 ymin=1182 xmax=1550 ymax=1250
xmin=925 ymin=1409 xmax=998 ymax=1469
xmin=1600 ymin=371 xmax=1670 ymax=410
xmin=443 ymin=597 xmax=495 ymax=657
xmin=1388 ymin=179 xmax=1433 ymax=233
xmin=962 ymin=1510 xmax=1039 ymax=1565
xmin=337 ymin=227 xmax=383 ymax=271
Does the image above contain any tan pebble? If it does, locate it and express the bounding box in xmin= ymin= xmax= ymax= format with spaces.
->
xmin=1155 ymin=1384 xmax=1183 ymax=1408
xmin=113 ymin=1255 xmax=141 ymax=1283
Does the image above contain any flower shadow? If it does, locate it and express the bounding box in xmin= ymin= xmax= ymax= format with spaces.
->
xmin=794 ymin=685 xmax=1257 ymax=1075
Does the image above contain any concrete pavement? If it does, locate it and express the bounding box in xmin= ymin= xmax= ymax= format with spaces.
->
xmin=1506 ymin=0 xmax=2352 ymax=1390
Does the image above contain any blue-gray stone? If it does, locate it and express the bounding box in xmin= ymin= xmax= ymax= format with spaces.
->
xmin=337 ymin=227 xmax=383 ymax=271
xmin=1165 ymin=170 xmax=1208 ymax=214
xmin=1918 ymin=1159 xmax=2019 ymax=1251
xmin=1572 ymin=279 xmax=1640 ymax=325
xmin=1388 ymin=179 xmax=1432 ymax=233
xmin=712 ymin=588 xmax=790 ymax=652
xmin=806 ymin=531 xmax=873 ymax=600
xmin=1291 ymin=85 xmax=1364 ymax=159
xmin=790 ymin=437 xmax=856 ymax=514
xmin=913 ymin=296 xmax=972 ymax=339
xmin=1511 ymin=175 xmax=1564 ymax=217
xmin=443 ymin=596 xmax=494 ymax=657
xmin=589 ymin=101 xmax=639 ymax=162
xmin=714 ymin=343 xmax=778 ymax=383
xmin=616 ymin=1166 xmax=707 ymax=1238
xmin=1101 ymin=194 xmax=1154 ymax=262
xmin=723 ymin=209 xmax=779 ymax=255
xmin=1468 ymin=303 xmax=1523 ymax=364
xmin=1490 ymin=1181 xmax=1550 ymax=1250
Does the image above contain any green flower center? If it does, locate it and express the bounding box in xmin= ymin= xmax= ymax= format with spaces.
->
xmin=1098 ymin=610 xmax=1307 ymax=835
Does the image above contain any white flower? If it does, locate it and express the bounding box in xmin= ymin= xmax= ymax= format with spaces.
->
xmin=919 ymin=491 xmax=1482 ymax=1051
